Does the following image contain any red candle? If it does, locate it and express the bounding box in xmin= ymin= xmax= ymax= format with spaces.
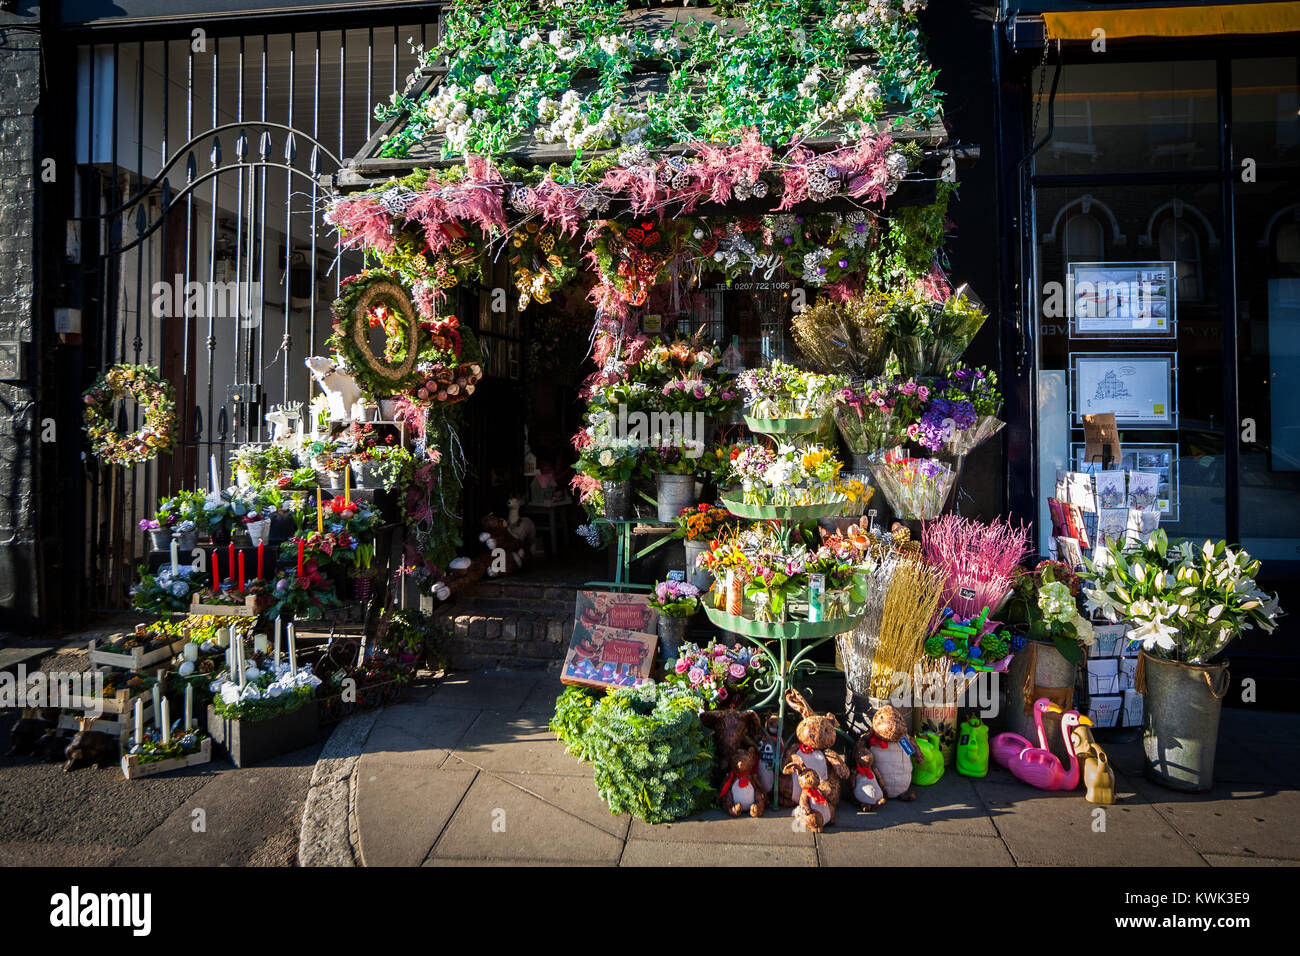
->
xmin=212 ymin=550 xmax=220 ymax=590
xmin=257 ymin=541 xmax=264 ymax=581
xmin=238 ymin=551 xmax=246 ymax=592
xmin=297 ymin=538 xmax=304 ymax=578
xmin=228 ymin=542 xmax=236 ymax=578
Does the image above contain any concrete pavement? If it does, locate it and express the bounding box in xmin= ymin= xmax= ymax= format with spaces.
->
xmin=309 ymin=668 xmax=1300 ymax=867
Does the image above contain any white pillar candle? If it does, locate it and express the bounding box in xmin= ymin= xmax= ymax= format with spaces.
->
xmin=160 ymin=698 xmax=171 ymax=744
xmin=184 ymin=684 xmax=193 ymax=731
xmin=254 ymin=634 xmax=268 ymax=655
xmin=210 ymin=454 xmax=220 ymax=492
xmin=170 ymin=538 xmax=179 ymax=574
xmin=134 ymin=697 xmax=143 ymax=746
xmin=182 ymin=642 xmax=199 ymax=663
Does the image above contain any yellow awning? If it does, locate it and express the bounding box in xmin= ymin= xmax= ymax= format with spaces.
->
xmin=1042 ymin=2 xmax=1300 ymax=40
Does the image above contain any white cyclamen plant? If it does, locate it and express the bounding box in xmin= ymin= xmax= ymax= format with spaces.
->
xmin=1083 ymin=530 xmax=1282 ymax=664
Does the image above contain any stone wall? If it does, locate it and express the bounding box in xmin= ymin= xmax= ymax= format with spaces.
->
xmin=0 ymin=8 xmax=44 ymax=631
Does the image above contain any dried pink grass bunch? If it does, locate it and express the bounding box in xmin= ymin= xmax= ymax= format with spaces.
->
xmin=922 ymin=514 xmax=1031 ymax=619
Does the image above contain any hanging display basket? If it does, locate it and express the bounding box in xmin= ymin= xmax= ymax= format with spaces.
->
xmin=82 ymin=364 xmax=178 ymax=467
xmin=704 ymin=604 xmax=862 ymax=641
xmin=718 ymin=493 xmax=849 ymax=522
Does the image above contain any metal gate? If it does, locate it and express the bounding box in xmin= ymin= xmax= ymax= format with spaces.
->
xmin=74 ymin=20 xmax=441 ymax=607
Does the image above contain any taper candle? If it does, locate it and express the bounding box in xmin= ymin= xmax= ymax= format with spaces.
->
xmin=160 ymin=697 xmax=171 ymax=744
xmin=288 ymin=622 xmax=297 ymax=673
xmin=184 ymin=684 xmax=193 ymax=730
xmin=238 ymin=551 xmax=245 ymax=592
xmin=297 ymin=538 xmax=304 ymax=577
xmin=133 ymin=697 xmax=143 ymax=745
xmin=344 ymin=464 xmax=350 ymax=504
xmin=257 ymin=541 xmax=264 ymax=581
xmin=227 ymin=542 xmax=235 ymax=581
xmin=170 ymin=538 xmax=179 ymax=575
xmin=317 ymin=488 xmax=323 ymax=533
xmin=150 ymin=682 xmax=161 ymax=731
xmin=212 ymin=550 xmax=220 ymax=591
xmin=274 ymin=616 xmax=282 ymax=669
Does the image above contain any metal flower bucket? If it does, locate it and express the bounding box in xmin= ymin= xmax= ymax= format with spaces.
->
xmin=1139 ymin=650 xmax=1229 ymax=792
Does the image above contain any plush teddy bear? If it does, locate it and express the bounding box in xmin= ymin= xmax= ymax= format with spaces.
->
xmin=792 ymin=767 xmax=835 ymax=831
xmin=479 ymin=513 xmax=528 ymax=576
xmin=718 ymin=746 xmax=767 ymax=818
xmin=756 ymin=714 xmax=781 ymax=796
xmin=850 ymin=735 xmax=886 ymax=811
xmin=699 ymin=708 xmax=761 ymax=769
xmin=778 ymin=690 xmax=849 ymax=806
xmin=867 ymin=705 xmax=924 ymax=802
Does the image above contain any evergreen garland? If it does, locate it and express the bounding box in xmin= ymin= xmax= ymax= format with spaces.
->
xmin=586 ymin=682 xmax=715 ymax=824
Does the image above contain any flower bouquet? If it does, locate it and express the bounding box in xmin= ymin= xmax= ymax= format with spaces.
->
xmin=865 ymin=448 xmax=959 ymax=520
xmin=922 ymin=514 xmax=1030 ymax=620
xmin=1082 ymin=531 xmax=1282 ymax=664
xmin=130 ymin=564 xmax=202 ymax=614
xmin=737 ymin=359 xmax=843 ymax=423
xmin=649 ymin=579 xmax=702 ymax=618
xmin=724 ymin=442 xmax=845 ymax=509
xmin=1003 ymin=561 xmax=1094 ymax=664
xmin=928 ymin=362 xmax=1005 ymax=458
xmin=885 ymin=287 xmax=988 ymax=378
xmin=663 ymin=641 xmax=768 ymax=710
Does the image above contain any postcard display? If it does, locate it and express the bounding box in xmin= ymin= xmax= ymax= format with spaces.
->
xmin=1065 ymin=260 xmax=1181 ymax=521
xmin=1050 ymin=468 xmax=1157 ymax=730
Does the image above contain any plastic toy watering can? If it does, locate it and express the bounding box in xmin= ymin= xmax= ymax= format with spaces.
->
xmin=913 ymin=732 xmax=945 ymax=786
xmin=956 ymin=717 xmax=989 ymax=778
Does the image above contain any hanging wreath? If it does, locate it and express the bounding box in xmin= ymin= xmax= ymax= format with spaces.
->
xmin=508 ymin=221 xmax=579 ymax=311
xmin=329 ymin=270 xmax=429 ymax=397
xmin=82 ymin=364 xmax=177 ymax=466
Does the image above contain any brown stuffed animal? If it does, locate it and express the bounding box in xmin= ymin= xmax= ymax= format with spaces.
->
xmin=792 ymin=767 xmax=835 ymax=831
xmin=699 ymin=709 xmax=761 ymax=768
xmin=867 ymin=705 xmax=922 ymax=802
xmin=63 ymin=716 xmax=118 ymax=772
xmin=850 ymin=736 xmax=886 ymax=811
xmin=480 ymin=514 xmax=528 ymax=576
xmin=778 ymin=690 xmax=849 ymax=806
xmin=718 ymin=746 xmax=767 ymax=818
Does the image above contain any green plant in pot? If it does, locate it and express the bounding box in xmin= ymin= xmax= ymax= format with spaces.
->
xmin=649 ymin=578 xmax=701 ymax=665
xmin=575 ymin=436 xmax=643 ymax=522
xmin=1083 ymin=531 xmax=1282 ymax=792
xmin=380 ymin=607 xmax=430 ymax=664
xmin=647 ymin=440 xmax=700 ymax=522
xmin=349 ymin=541 xmax=377 ymax=602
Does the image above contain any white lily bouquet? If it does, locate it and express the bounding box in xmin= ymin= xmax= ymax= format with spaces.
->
xmin=1083 ymin=531 xmax=1282 ymax=665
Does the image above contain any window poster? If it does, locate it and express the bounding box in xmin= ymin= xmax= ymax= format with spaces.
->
xmin=1072 ymin=443 xmax=1179 ymax=520
xmin=1067 ymin=261 xmax=1176 ymax=338
xmin=1071 ymin=353 xmax=1176 ymax=428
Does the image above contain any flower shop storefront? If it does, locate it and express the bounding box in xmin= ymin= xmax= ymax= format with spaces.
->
xmin=50 ymin=0 xmax=1285 ymax=820
xmin=316 ymin=0 xmax=1278 ymax=825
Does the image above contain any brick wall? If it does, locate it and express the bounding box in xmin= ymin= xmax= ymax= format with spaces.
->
xmin=0 ymin=8 xmax=43 ymax=630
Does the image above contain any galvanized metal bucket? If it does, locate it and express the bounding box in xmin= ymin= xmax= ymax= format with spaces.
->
xmin=601 ymin=480 xmax=632 ymax=521
xmin=1139 ymin=650 xmax=1229 ymax=792
xmin=656 ymin=473 xmax=695 ymax=522
xmin=657 ymin=613 xmax=690 ymax=665
xmin=683 ymin=537 xmax=712 ymax=592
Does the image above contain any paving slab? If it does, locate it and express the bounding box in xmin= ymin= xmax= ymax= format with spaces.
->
xmin=622 ymin=839 xmax=817 ymax=867
xmin=430 ymin=771 xmax=625 ymax=864
xmin=518 ymin=677 xmax=566 ymax=715
xmin=817 ymin=829 xmax=1015 ymax=867
xmin=973 ymin=773 xmax=1206 ymax=867
xmin=429 ymin=670 xmax=546 ymax=712
xmin=362 ymin=703 xmax=478 ymax=768
xmin=1129 ymin=777 xmax=1300 ymax=860
xmin=474 ymin=769 xmax=630 ymax=840
xmin=1205 ymin=853 xmax=1300 ymax=867
xmin=629 ymin=808 xmax=816 ymax=847
xmin=355 ymin=765 xmax=477 ymax=867
xmin=449 ymin=709 xmax=589 ymax=776
xmin=834 ymin=772 xmax=1001 ymax=837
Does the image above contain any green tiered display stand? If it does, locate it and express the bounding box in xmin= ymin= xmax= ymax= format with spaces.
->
xmin=710 ymin=412 xmax=863 ymax=807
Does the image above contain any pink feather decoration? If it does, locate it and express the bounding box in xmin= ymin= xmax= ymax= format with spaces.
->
xmin=327 ymin=196 xmax=396 ymax=255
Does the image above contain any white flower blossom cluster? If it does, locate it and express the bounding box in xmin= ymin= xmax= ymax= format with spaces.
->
xmin=212 ymin=660 xmax=321 ymax=705
xmin=819 ymin=64 xmax=884 ymax=124
xmin=535 ymin=91 xmax=649 ymax=151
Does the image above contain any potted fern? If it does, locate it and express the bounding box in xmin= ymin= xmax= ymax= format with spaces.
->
xmin=1083 ymin=531 xmax=1282 ymax=791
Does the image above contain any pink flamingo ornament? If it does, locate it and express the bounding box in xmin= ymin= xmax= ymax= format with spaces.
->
xmin=1007 ymin=710 xmax=1093 ymax=791
xmin=992 ymin=698 xmax=1062 ymax=769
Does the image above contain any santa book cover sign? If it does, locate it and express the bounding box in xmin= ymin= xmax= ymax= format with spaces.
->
xmin=562 ymin=591 xmax=658 ymax=690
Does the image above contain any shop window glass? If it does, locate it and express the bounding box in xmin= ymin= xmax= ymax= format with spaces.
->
xmin=1033 ymin=61 xmax=1218 ymax=175
xmin=1034 ymin=183 xmax=1226 ymax=553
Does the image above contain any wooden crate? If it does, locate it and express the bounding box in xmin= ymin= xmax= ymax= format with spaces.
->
xmin=57 ymin=703 xmax=154 ymax=748
xmin=189 ymin=592 xmax=268 ymax=617
xmin=121 ymin=737 xmax=212 ymax=780
xmin=89 ymin=636 xmax=190 ymax=670
xmin=55 ymin=677 xmax=158 ymax=716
